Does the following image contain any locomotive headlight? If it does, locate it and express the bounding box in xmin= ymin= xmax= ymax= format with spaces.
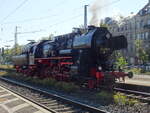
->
xmin=98 ymin=66 xmax=102 ymax=71
xmin=106 ymin=33 xmax=111 ymax=39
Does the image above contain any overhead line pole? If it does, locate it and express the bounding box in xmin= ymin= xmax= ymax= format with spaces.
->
xmin=14 ymin=26 xmax=18 ymax=55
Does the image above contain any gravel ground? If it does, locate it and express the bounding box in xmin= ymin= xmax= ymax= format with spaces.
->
xmin=0 ymin=74 xmax=150 ymax=113
xmin=103 ymin=104 xmax=150 ymax=113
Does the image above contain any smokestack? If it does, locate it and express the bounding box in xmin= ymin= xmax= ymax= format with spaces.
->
xmin=90 ymin=0 xmax=110 ymax=26
xmin=84 ymin=5 xmax=88 ymax=29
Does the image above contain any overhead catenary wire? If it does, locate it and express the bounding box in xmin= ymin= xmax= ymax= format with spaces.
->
xmin=0 ymin=0 xmax=29 ymax=24
xmin=2 ymin=6 xmax=84 ymax=25
xmin=101 ymin=0 xmax=121 ymax=8
xmin=0 ymin=0 xmax=122 ymax=45
xmin=43 ymin=0 xmax=122 ymax=30
xmin=48 ymin=13 xmax=83 ymax=28
xmin=1 ymin=0 xmax=121 ymax=26
xmin=0 ymin=0 xmax=71 ymax=25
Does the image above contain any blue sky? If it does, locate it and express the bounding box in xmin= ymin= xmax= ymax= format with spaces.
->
xmin=0 ymin=0 xmax=148 ymax=48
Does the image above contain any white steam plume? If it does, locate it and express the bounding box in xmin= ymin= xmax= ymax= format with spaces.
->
xmin=89 ymin=0 xmax=110 ymax=26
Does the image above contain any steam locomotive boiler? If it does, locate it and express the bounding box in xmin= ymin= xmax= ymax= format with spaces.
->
xmin=12 ymin=26 xmax=132 ymax=89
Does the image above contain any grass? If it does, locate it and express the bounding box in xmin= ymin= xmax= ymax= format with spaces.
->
xmin=126 ymin=67 xmax=150 ymax=75
xmin=0 ymin=68 xmax=142 ymax=105
xmin=0 ymin=65 xmax=13 ymax=69
xmin=127 ymin=68 xmax=142 ymax=74
xmin=142 ymin=72 xmax=150 ymax=75
xmin=40 ymin=78 xmax=56 ymax=86
xmin=114 ymin=92 xmax=139 ymax=106
xmin=95 ymin=91 xmax=113 ymax=105
xmin=0 ymin=71 xmax=7 ymax=76
xmin=0 ymin=69 xmax=79 ymax=93
xmin=29 ymin=78 xmax=80 ymax=93
xmin=55 ymin=82 xmax=79 ymax=93
xmin=95 ymin=91 xmax=139 ymax=106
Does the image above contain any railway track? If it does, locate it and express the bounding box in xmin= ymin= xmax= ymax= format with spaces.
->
xmin=116 ymin=82 xmax=150 ymax=93
xmin=0 ymin=77 xmax=108 ymax=113
xmin=114 ymin=87 xmax=150 ymax=104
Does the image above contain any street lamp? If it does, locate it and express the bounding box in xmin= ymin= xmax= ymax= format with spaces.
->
xmin=4 ymin=45 xmax=10 ymax=65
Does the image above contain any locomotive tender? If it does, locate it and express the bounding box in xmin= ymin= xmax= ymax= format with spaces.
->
xmin=12 ymin=26 xmax=132 ymax=89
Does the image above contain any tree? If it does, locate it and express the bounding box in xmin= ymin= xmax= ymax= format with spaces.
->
xmin=135 ymin=39 xmax=148 ymax=64
xmin=99 ymin=23 xmax=108 ymax=28
xmin=2 ymin=44 xmax=23 ymax=64
xmin=99 ymin=20 xmax=108 ymax=28
xmin=115 ymin=52 xmax=128 ymax=69
xmin=38 ymin=34 xmax=54 ymax=41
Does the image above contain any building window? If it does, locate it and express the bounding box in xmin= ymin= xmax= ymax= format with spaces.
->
xmin=117 ymin=28 xmax=119 ymax=32
xmin=125 ymin=25 xmax=128 ymax=30
xmin=129 ymin=22 xmax=132 ymax=30
xmin=137 ymin=34 xmax=140 ymax=39
xmin=141 ymin=33 xmax=144 ymax=40
xmin=145 ymin=32 xmax=149 ymax=39
xmin=147 ymin=19 xmax=150 ymax=25
xmin=121 ymin=27 xmax=124 ymax=31
xmin=140 ymin=20 xmax=144 ymax=28
xmin=148 ymin=9 xmax=150 ymax=13
xmin=136 ymin=22 xmax=140 ymax=29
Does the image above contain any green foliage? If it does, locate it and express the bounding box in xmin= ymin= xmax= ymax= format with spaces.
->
xmin=95 ymin=91 xmax=113 ymax=104
xmin=1 ymin=69 xmax=79 ymax=93
xmin=42 ymin=78 xmax=56 ymax=86
xmin=115 ymin=52 xmax=128 ymax=69
xmin=100 ymin=23 xmax=108 ymax=28
xmin=128 ymin=98 xmax=139 ymax=106
xmin=62 ymin=82 xmax=79 ymax=93
xmin=38 ymin=34 xmax=54 ymax=41
xmin=1 ymin=44 xmax=23 ymax=64
xmin=0 ymin=71 xmax=7 ymax=76
xmin=135 ymin=39 xmax=149 ymax=64
xmin=0 ymin=65 xmax=13 ymax=69
xmin=114 ymin=92 xmax=139 ymax=106
xmin=55 ymin=82 xmax=79 ymax=93
xmin=128 ymin=68 xmax=142 ymax=74
xmin=114 ymin=92 xmax=128 ymax=105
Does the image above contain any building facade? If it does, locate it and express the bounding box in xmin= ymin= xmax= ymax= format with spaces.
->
xmin=104 ymin=1 xmax=150 ymax=64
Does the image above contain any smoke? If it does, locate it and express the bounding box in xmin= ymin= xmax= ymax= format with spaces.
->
xmin=89 ymin=0 xmax=110 ymax=26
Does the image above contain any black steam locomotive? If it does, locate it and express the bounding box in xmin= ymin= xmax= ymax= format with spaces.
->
xmin=12 ymin=26 xmax=131 ymax=89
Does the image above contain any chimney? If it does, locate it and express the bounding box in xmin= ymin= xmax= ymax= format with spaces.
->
xmin=84 ymin=5 xmax=88 ymax=29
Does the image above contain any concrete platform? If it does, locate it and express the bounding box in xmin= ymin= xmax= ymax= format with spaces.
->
xmin=120 ymin=74 xmax=150 ymax=87
xmin=0 ymin=86 xmax=51 ymax=113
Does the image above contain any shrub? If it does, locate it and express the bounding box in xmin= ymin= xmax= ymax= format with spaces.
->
xmin=54 ymin=82 xmax=63 ymax=89
xmin=62 ymin=82 xmax=79 ymax=93
xmin=128 ymin=98 xmax=139 ymax=106
xmin=54 ymin=82 xmax=79 ymax=93
xmin=31 ymin=78 xmax=42 ymax=84
xmin=128 ymin=68 xmax=141 ymax=74
xmin=0 ymin=68 xmax=80 ymax=93
xmin=114 ymin=92 xmax=139 ymax=106
xmin=95 ymin=91 xmax=113 ymax=105
xmin=42 ymin=78 xmax=56 ymax=86
xmin=114 ymin=92 xmax=128 ymax=105
xmin=0 ymin=65 xmax=13 ymax=69
xmin=0 ymin=71 xmax=7 ymax=76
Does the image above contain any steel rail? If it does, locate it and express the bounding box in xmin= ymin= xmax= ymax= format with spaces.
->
xmin=114 ymin=87 xmax=150 ymax=104
xmin=0 ymin=77 xmax=57 ymax=113
xmin=0 ymin=77 xmax=109 ymax=113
